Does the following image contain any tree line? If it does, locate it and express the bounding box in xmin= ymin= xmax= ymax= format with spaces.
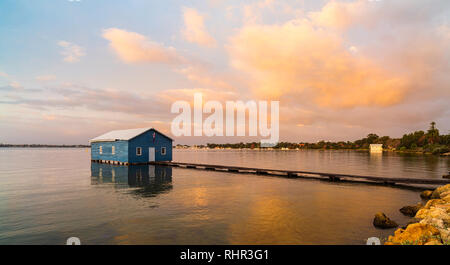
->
xmin=204 ymin=122 xmax=450 ymax=155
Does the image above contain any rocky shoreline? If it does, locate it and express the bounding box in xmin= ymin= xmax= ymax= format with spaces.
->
xmin=374 ymin=184 xmax=450 ymax=245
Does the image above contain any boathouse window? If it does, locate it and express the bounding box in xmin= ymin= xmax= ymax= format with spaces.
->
xmin=111 ymin=146 xmax=115 ymax=155
xmin=136 ymin=147 xmax=142 ymax=156
xmin=161 ymin=147 xmax=166 ymax=155
xmin=99 ymin=146 xmax=103 ymax=154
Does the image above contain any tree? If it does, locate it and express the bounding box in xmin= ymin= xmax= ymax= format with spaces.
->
xmin=426 ymin=121 xmax=440 ymax=144
xmin=366 ymin=133 xmax=379 ymax=144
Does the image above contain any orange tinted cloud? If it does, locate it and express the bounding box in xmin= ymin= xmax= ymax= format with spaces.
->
xmin=35 ymin=75 xmax=56 ymax=81
xmin=182 ymin=8 xmax=216 ymax=47
xmin=157 ymin=88 xmax=237 ymax=105
xmin=228 ymin=19 xmax=409 ymax=108
xmin=102 ymin=28 xmax=181 ymax=63
xmin=175 ymin=66 xmax=235 ymax=90
xmin=57 ymin=41 xmax=85 ymax=63
xmin=308 ymin=0 xmax=364 ymax=30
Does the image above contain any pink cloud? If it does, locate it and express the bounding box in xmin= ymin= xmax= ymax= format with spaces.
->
xmin=182 ymin=7 xmax=216 ymax=47
xmin=102 ymin=28 xmax=182 ymax=64
xmin=227 ymin=0 xmax=449 ymax=110
xmin=58 ymin=41 xmax=85 ymax=63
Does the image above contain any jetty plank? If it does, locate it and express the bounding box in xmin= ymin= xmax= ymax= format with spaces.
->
xmin=149 ymin=161 xmax=450 ymax=186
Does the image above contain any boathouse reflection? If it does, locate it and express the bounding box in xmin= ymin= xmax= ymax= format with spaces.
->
xmin=91 ymin=163 xmax=172 ymax=197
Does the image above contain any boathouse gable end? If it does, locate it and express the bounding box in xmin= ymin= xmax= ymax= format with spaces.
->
xmin=128 ymin=129 xmax=173 ymax=163
xmin=90 ymin=127 xmax=173 ymax=164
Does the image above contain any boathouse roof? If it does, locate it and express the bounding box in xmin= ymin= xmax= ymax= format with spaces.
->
xmin=90 ymin=127 xmax=173 ymax=143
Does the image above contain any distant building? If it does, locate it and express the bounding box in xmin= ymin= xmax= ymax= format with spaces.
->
xmin=370 ymin=144 xmax=383 ymax=153
xmin=90 ymin=127 xmax=173 ymax=164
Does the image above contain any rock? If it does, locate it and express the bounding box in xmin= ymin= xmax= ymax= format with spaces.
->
xmin=416 ymin=207 xmax=450 ymax=221
xmin=401 ymin=218 xmax=421 ymax=229
xmin=438 ymin=228 xmax=450 ymax=244
xmin=420 ymin=217 xmax=445 ymax=230
xmin=424 ymin=240 xmax=442 ymax=245
xmin=385 ymin=223 xmax=441 ymax=245
xmin=442 ymin=196 xmax=450 ymax=204
xmin=440 ymin=191 xmax=450 ymax=202
xmin=415 ymin=208 xmax=429 ymax=219
xmin=420 ymin=190 xmax=433 ymax=199
xmin=400 ymin=203 xmax=423 ymax=217
xmin=373 ymin=212 xmax=398 ymax=228
xmin=431 ymin=190 xmax=441 ymax=199
xmin=386 ymin=184 xmax=450 ymax=245
xmin=423 ymin=199 xmax=444 ymax=209
xmin=431 ymin=184 xmax=450 ymax=199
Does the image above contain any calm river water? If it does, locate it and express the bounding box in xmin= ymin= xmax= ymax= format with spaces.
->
xmin=0 ymin=148 xmax=448 ymax=244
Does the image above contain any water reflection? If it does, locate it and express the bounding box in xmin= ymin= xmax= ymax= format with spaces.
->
xmin=0 ymin=149 xmax=436 ymax=244
xmin=91 ymin=163 xmax=172 ymax=197
xmin=174 ymin=149 xmax=449 ymax=180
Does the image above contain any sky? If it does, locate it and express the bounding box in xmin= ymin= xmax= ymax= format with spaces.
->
xmin=0 ymin=0 xmax=449 ymax=145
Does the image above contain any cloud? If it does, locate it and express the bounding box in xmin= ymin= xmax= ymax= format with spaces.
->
xmin=241 ymin=0 xmax=276 ymax=24
xmin=309 ymin=0 xmax=449 ymax=31
xmin=42 ymin=114 xmax=57 ymax=121
xmin=0 ymin=72 xmax=25 ymax=91
xmin=157 ymin=88 xmax=237 ymax=104
xmin=174 ymin=65 xmax=235 ymax=90
xmin=9 ymin=81 xmax=22 ymax=89
xmin=181 ymin=7 xmax=216 ymax=47
xmin=0 ymin=82 xmax=165 ymax=116
xmin=102 ymin=28 xmax=182 ymax=64
xmin=58 ymin=41 xmax=85 ymax=63
xmin=36 ymin=75 xmax=56 ymax=81
xmin=308 ymin=0 xmax=365 ymax=30
xmin=0 ymin=86 xmax=13 ymax=92
xmin=228 ymin=20 xmax=409 ymax=108
xmin=227 ymin=0 xmax=450 ymax=109
xmin=2 ymin=0 xmax=450 ymax=144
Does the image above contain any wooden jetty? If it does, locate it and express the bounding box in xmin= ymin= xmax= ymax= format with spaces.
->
xmin=149 ymin=161 xmax=450 ymax=187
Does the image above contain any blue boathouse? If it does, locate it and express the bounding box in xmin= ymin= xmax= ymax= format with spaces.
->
xmin=90 ymin=127 xmax=173 ymax=165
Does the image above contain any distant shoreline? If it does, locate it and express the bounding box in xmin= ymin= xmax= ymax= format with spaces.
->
xmin=0 ymin=144 xmax=90 ymax=148
xmin=173 ymin=147 xmax=449 ymax=156
xmin=1 ymin=145 xmax=449 ymax=156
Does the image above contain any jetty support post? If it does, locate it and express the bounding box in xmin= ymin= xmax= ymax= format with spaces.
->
xmin=382 ymin=181 xmax=396 ymax=185
xmin=287 ymin=172 xmax=297 ymax=178
xmin=328 ymin=175 xmax=341 ymax=181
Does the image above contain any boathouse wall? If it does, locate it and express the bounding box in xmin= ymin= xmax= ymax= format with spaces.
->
xmin=91 ymin=140 xmax=129 ymax=162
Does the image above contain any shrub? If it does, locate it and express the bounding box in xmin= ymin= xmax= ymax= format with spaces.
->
xmin=431 ymin=146 xmax=450 ymax=155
